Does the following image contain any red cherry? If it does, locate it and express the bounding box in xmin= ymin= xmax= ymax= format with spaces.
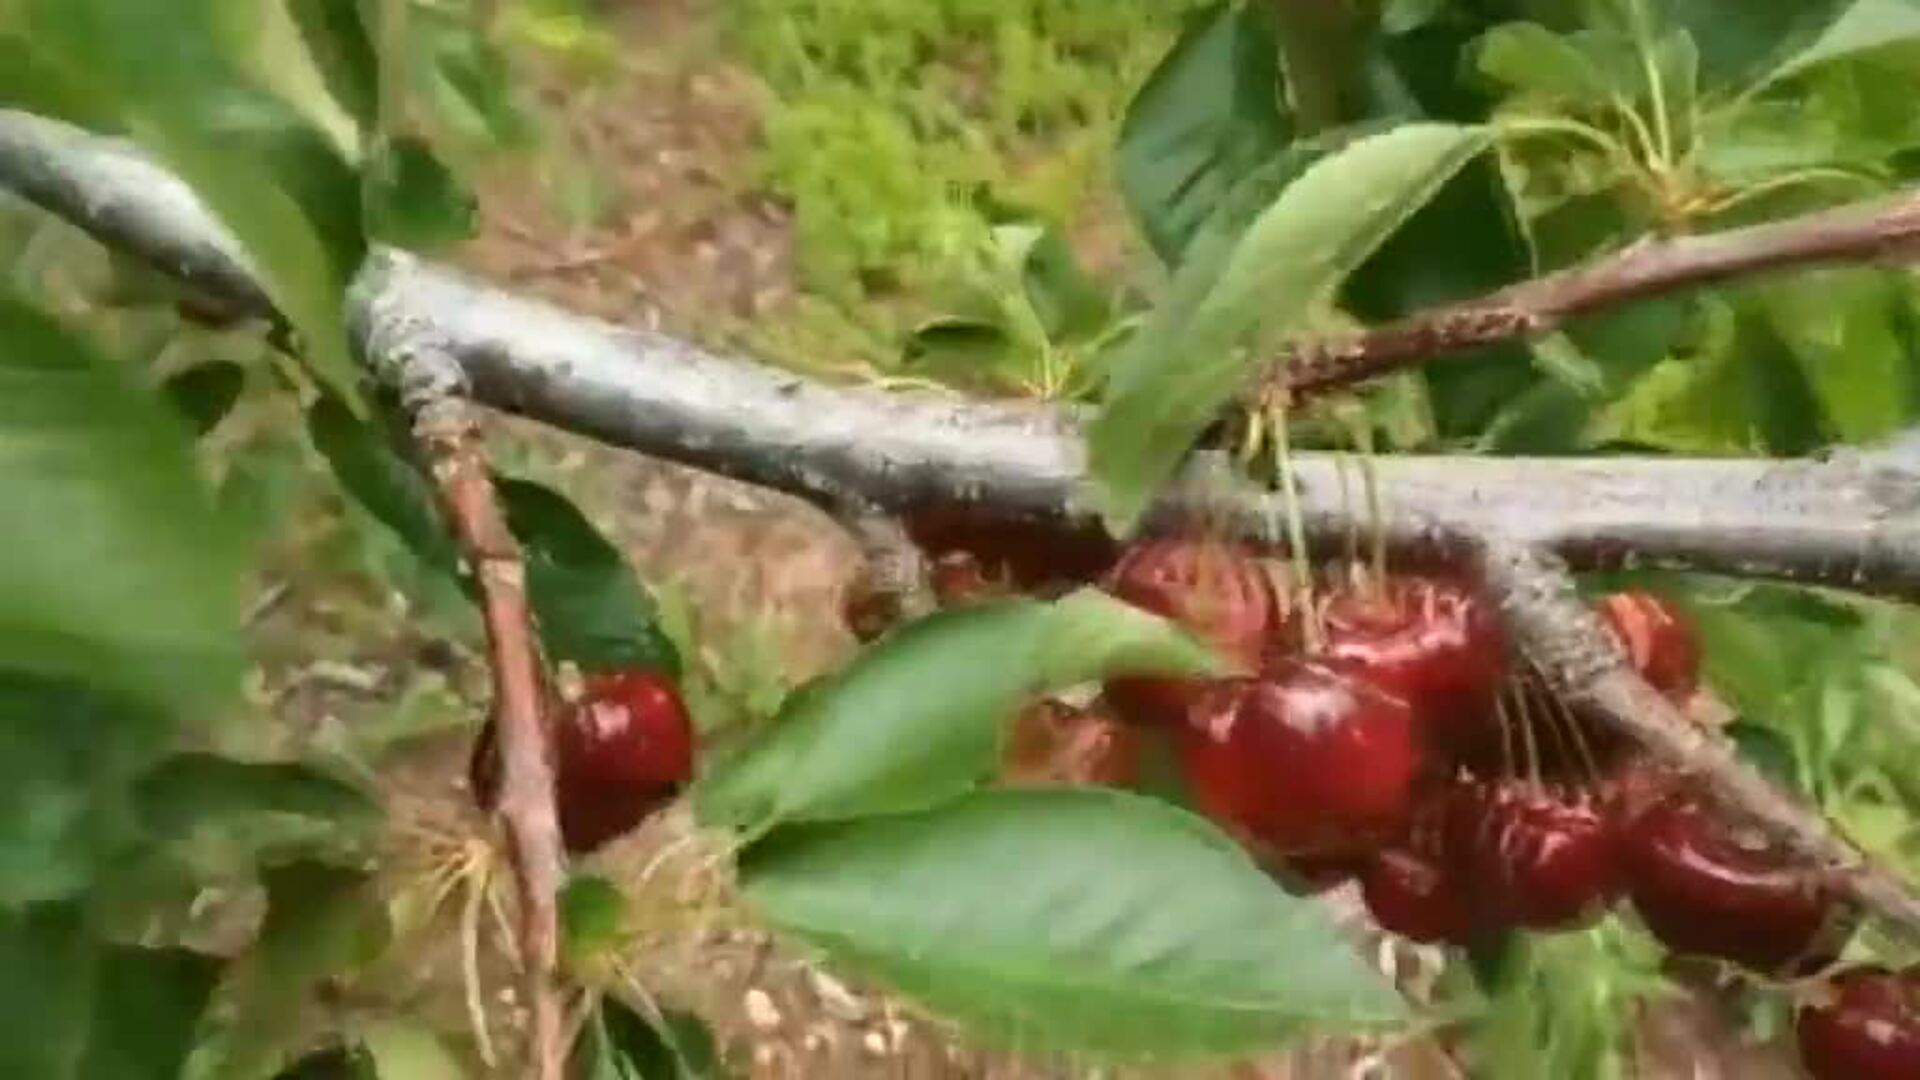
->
xmin=1597 ymin=591 xmax=1700 ymax=700
xmin=1798 ymin=966 xmax=1920 ymax=1080
xmin=1102 ymin=538 xmax=1276 ymax=728
xmin=1619 ymin=794 xmax=1850 ymax=975
xmin=1319 ymin=576 xmax=1506 ymax=749
xmin=1361 ymin=847 xmax=1480 ymax=945
xmin=929 ymin=551 xmax=1004 ymax=607
xmin=1001 ymin=699 xmax=1140 ymax=788
xmin=1179 ymin=659 xmax=1422 ymax=858
xmin=1453 ymin=780 xmax=1619 ymax=930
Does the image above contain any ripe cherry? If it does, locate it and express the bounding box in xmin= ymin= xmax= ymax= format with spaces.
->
xmin=1361 ymin=847 xmax=1480 ymax=946
xmin=469 ymin=670 xmax=696 ymax=855
xmin=1797 ymin=966 xmax=1920 ymax=1080
xmin=1179 ymin=659 xmax=1422 ymax=858
xmin=1596 ymin=590 xmax=1700 ymax=700
xmin=1453 ymin=780 xmax=1619 ymax=930
xmin=1619 ymin=794 xmax=1850 ymax=975
xmin=1102 ymin=538 xmax=1277 ymax=728
xmin=1001 ymin=699 xmax=1139 ymax=788
xmin=1319 ymin=575 xmax=1506 ymax=750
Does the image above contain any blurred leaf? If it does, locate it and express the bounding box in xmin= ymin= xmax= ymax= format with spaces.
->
xmin=497 ymin=477 xmax=681 ymax=677
xmin=364 ymin=137 xmax=477 ymax=251
xmin=1475 ymin=22 xmax=1637 ymax=102
xmin=408 ymin=8 xmax=532 ymax=150
xmin=308 ymin=395 xmax=460 ymax=572
xmin=272 ymin=1047 xmax=371 ymax=1080
xmin=561 ymin=874 xmax=627 ymax=966
xmin=741 ymin=788 xmax=1404 ymax=1057
xmin=902 ymin=318 xmax=1022 ymax=390
xmin=1727 ymin=720 xmax=1803 ymax=789
xmin=576 ymin=997 xmax=727 ymax=1080
xmin=0 ymin=291 xmax=243 ymax=715
xmin=696 ymin=590 xmax=1221 ymax=830
xmin=1754 ymin=272 xmax=1920 ymax=443
xmin=1116 ymin=2 xmax=1291 ymax=264
xmin=1660 ymin=0 xmax=1856 ymax=90
xmin=80 ymin=944 xmax=222 ymax=1080
xmin=1764 ymin=0 xmax=1920 ymax=83
xmin=1021 ymin=228 xmax=1112 ymax=344
xmin=0 ymin=35 xmax=121 ymax=131
xmin=286 ymin=0 xmax=379 ymax=131
xmin=1092 ymin=123 xmax=1489 ymax=529
xmin=162 ymin=360 xmax=248 ymax=436
xmin=359 ymin=1023 xmax=464 ymax=1080
xmin=215 ymin=863 xmax=387 ymax=1080
xmin=0 ymin=902 xmax=92 ymax=1077
xmin=134 ymin=753 xmax=380 ymax=838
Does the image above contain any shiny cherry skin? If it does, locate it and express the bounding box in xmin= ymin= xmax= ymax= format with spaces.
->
xmin=1797 ymin=966 xmax=1920 ymax=1080
xmin=1453 ymin=780 xmax=1619 ymax=930
xmin=1597 ymin=591 xmax=1700 ymax=701
xmin=1179 ymin=659 xmax=1422 ymax=858
xmin=1619 ymin=794 xmax=1850 ymax=975
xmin=1362 ymin=847 xmax=1480 ymax=946
xmin=468 ymin=670 xmax=696 ymax=855
xmin=1001 ymin=699 xmax=1140 ymax=788
xmin=1103 ymin=538 xmax=1278 ymax=728
xmin=1319 ymin=575 xmax=1506 ymax=751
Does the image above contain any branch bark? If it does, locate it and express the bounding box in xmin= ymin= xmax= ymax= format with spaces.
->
xmin=5 ymin=109 xmax=1920 ymax=942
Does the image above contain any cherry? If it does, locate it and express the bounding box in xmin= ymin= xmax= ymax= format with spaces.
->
xmin=1178 ymin=659 xmax=1422 ymax=858
xmin=1001 ymin=699 xmax=1139 ymax=788
xmin=1797 ymin=966 xmax=1920 ymax=1080
xmin=928 ymin=551 xmax=1004 ymax=607
xmin=1618 ymin=794 xmax=1850 ymax=975
xmin=1319 ymin=575 xmax=1506 ymax=750
xmin=1596 ymin=590 xmax=1700 ymax=700
xmin=1361 ymin=846 xmax=1480 ymax=946
xmin=1452 ymin=780 xmax=1619 ymax=930
xmin=468 ymin=670 xmax=696 ymax=855
xmin=1102 ymin=538 xmax=1277 ymax=728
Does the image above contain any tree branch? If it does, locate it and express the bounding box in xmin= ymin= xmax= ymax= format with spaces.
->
xmin=1278 ymin=187 xmax=1920 ymax=398
xmin=5 ymin=108 xmax=1920 ymax=942
xmin=368 ymin=344 xmax=567 ymax=1080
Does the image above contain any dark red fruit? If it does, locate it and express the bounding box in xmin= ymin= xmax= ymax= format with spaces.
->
xmin=1619 ymin=794 xmax=1850 ymax=975
xmin=1361 ymin=846 xmax=1479 ymax=946
xmin=1453 ymin=780 xmax=1619 ymax=930
xmin=1102 ymin=538 xmax=1277 ymax=727
xmin=467 ymin=671 xmax=696 ymax=855
xmin=1798 ymin=966 xmax=1920 ymax=1080
xmin=929 ymin=551 xmax=1004 ymax=607
xmin=1597 ymin=591 xmax=1700 ymax=700
xmin=1001 ymin=699 xmax=1140 ymax=788
xmin=1179 ymin=659 xmax=1422 ymax=858
xmin=1319 ymin=576 xmax=1506 ymax=749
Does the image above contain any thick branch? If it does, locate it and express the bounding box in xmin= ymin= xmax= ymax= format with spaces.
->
xmin=1281 ymin=188 xmax=1920 ymax=396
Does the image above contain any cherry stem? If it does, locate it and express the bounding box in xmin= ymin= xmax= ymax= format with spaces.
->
xmin=1272 ymin=405 xmax=1322 ymax=652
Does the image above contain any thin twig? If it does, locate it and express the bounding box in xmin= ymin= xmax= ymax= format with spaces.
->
xmin=1276 ymin=187 xmax=1920 ymax=398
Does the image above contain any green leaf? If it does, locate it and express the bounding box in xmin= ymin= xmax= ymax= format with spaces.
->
xmin=360 ymin=1023 xmax=464 ymax=1080
xmin=1659 ymin=0 xmax=1855 ymax=90
xmin=365 ymin=137 xmax=477 ymax=251
xmin=695 ymin=590 xmax=1221 ymax=829
xmin=162 ymin=360 xmax=248 ymax=437
xmin=1021 ymin=228 xmax=1112 ymax=344
xmin=741 ymin=788 xmax=1405 ymax=1058
xmin=215 ymin=863 xmax=387 ymax=1080
xmin=287 ymin=0 xmax=379 ymax=131
xmin=1754 ymin=272 xmax=1920 ymax=442
xmin=272 ymin=1047 xmax=372 ymax=1080
xmin=0 ymin=902 xmax=93 ymax=1078
xmin=134 ymin=753 xmax=380 ymax=838
xmin=1091 ymin=123 xmax=1490 ymax=529
xmin=497 ymin=477 xmax=680 ymax=676
xmin=1728 ymin=720 xmax=1803 ymax=789
xmin=580 ymin=998 xmax=728 ymax=1080
xmin=902 ymin=318 xmax=1022 ymax=390
xmin=1116 ymin=2 xmax=1291 ymax=264
xmin=0 ymin=291 xmax=243 ymax=715
xmin=80 ymin=944 xmax=223 ymax=1080
xmin=308 ymin=395 xmax=460 ymax=572
xmin=1475 ymin=22 xmax=1636 ymax=103
xmin=1763 ymin=0 xmax=1920 ymax=83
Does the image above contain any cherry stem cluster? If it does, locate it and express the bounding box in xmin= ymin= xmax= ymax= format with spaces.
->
xmin=4 ymin=110 xmax=1920 ymax=962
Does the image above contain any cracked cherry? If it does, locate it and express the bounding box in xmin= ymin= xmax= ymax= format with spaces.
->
xmin=1619 ymin=794 xmax=1850 ymax=975
xmin=1320 ymin=575 xmax=1506 ymax=750
xmin=1797 ymin=966 xmax=1920 ymax=1080
xmin=468 ymin=670 xmax=696 ymax=855
xmin=1453 ymin=780 xmax=1619 ymax=931
xmin=1597 ymin=590 xmax=1700 ymax=700
xmin=1103 ymin=538 xmax=1277 ymax=728
xmin=1179 ymin=659 xmax=1422 ymax=858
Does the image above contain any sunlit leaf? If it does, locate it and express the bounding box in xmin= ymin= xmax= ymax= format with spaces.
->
xmin=742 ymin=788 xmax=1404 ymax=1057
xmin=360 ymin=1023 xmax=464 ymax=1080
xmin=1764 ymin=0 xmax=1920 ymax=84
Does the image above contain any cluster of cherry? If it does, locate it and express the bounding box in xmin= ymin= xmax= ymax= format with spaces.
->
xmin=1071 ymin=537 xmax=1913 ymax=1079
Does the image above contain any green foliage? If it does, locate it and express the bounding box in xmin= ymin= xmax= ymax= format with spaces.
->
xmin=695 ymin=589 xmax=1221 ymax=830
xmin=741 ymin=788 xmax=1404 ymax=1057
xmin=574 ymin=997 xmax=728 ymax=1080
